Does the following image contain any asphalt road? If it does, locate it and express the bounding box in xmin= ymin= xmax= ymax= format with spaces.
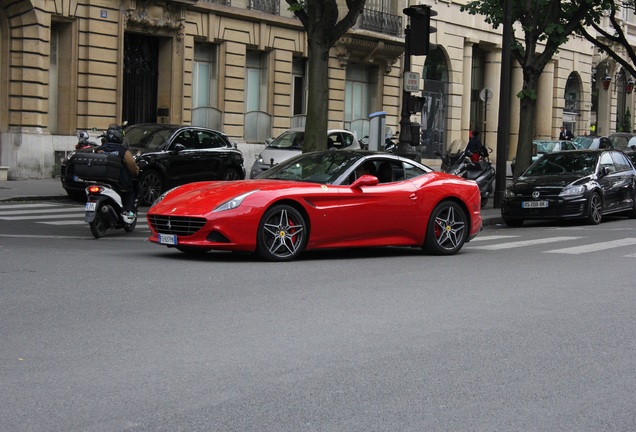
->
xmin=2 ymin=201 xmax=636 ymax=431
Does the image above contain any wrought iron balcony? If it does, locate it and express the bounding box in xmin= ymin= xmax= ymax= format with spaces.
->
xmin=201 ymin=0 xmax=231 ymax=5
xmin=359 ymin=8 xmax=402 ymax=37
xmin=249 ymin=0 xmax=279 ymax=15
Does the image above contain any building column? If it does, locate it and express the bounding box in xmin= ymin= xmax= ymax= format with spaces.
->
xmin=483 ymin=49 xmax=501 ymax=161
xmin=461 ymin=41 xmax=475 ymax=144
xmin=536 ymin=60 xmax=555 ymax=139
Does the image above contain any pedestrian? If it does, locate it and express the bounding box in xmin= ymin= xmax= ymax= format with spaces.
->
xmin=559 ymin=126 xmax=574 ymax=140
xmin=466 ymin=131 xmax=485 ymax=162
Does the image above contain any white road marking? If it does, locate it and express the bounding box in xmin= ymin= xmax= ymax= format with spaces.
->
xmin=469 ymin=236 xmax=581 ymax=250
xmin=0 ymin=207 xmax=84 ymax=216
xmin=544 ymin=238 xmax=636 ymax=255
xmin=0 ymin=234 xmax=147 ymax=241
xmin=0 ymin=203 xmax=66 ymax=209
xmin=470 ymin=235 xmax=519 ymax=242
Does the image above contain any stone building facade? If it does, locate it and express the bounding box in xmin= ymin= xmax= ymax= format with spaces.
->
xmin=0 ymin=0 xmax=632 ymax=179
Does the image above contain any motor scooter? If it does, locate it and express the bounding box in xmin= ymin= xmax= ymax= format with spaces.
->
xmin=84 ymin=181 xmax=138 ymax=238
xmin=75 ymin=131 xmax=100 ymax=150
xmin=437 ymin=147 xmax=496 ymax=208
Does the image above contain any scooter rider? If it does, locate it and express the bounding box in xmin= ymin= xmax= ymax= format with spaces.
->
xmin=466 ymin=131 xmax=485 ymax=163
xmin=98 ymin=124 xmax=139 ymax=222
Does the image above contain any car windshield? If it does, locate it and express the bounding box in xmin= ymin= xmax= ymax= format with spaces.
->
xmin=257 ymin=151 xmax=361 ymax=184
xmin=523 ymin=152 xmax=598 ymax=177
xmin=534 ymin=141 xmax=557 ymax=153
xmin=124 ymin=125 xmax=179 ymax=151
xmin=572 ymin=136 xmax=594 ymax=149
xmin=267 ymin=131 xmax=304 ymax=150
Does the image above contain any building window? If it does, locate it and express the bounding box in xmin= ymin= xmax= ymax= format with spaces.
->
xmin=244 ymin=51 xmax=271 ymax=142
xmin=292 ymin=58 xmax=306 ymax=116
xmin=193 ymin=44 xmax=218 ymax=109
xmin=345 ymin=64 xmax=379 ymax=138
xmin=249 ymin=0 xmax=279 ymax=15
xmin=245 ymin=51 xmax=268 ymax=112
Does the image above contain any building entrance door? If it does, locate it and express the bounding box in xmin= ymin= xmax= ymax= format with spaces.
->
xmin=123 ymin=33 xmax=158 ymax=125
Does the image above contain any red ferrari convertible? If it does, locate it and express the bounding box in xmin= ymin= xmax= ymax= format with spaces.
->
xmin=146 ymin=151 xmax=483 ymax=261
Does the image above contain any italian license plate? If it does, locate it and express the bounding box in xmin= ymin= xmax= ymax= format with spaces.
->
xmin=159 ymin=233 xmax=177 ymax=245
xmin=522 ymin=200 xmax=548 ymax=208
xmin=85 ymin=202 xmax=96 ymax=211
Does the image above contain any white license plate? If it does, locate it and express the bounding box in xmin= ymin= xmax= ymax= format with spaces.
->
xmin=85 ymin=202 xmax=96 ymax=211
xmin=522 ymin=200 xmax=548 ymax=208
xmin=159 ymin=233 xmax=177 ymax=245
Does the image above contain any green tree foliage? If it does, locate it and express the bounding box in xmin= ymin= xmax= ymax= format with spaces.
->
xmin=285 ymin=0 xmax=367 ymax=153
xmin=461 ymin=0 xmax=614 ymax=178
xmin=617 ymin=107 xmax=632 ymax=132
xmin=576 ymin=2 xmax=636 ymax=79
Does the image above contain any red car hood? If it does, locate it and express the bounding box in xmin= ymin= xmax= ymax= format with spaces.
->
xmin=150 ymin=179 xmax=312 ymax=215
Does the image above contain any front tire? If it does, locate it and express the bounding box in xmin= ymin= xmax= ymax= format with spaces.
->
xmin=423 ymin=201 xmax=468 ymax=255
xmin=586 ymin=192 xmax=602 ymax=225
xmin=124 ymin=217 xmax=137 ymax=233
xmin=256 ymin=205 xmax=307 ymax=261
xmin=139 ymin=170 xmax=164 ymax=206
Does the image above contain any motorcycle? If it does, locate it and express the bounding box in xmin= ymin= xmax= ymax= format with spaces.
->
xmin=436 ymin=146 xmax=496 ymax=208
xmin=84 ymin=181 xmax=138 ymax=238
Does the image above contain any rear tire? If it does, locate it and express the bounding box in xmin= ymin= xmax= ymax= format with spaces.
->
xmin=139 ymin=170 xmax=164 ymax=206
xmin=423 ymin=201 xmax=468 ymax=255
xmin=89 ymin=209 xmax=108 ymax=238
xmin=221 ymin=168 xmax=241 ymax=181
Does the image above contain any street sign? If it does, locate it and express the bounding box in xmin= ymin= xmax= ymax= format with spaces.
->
xmin=480 ymin=88 xmax=493 ymax=102
xmin=404 ymin=72 xmax=420 ymax=92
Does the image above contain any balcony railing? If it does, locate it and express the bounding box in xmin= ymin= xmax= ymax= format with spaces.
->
xmin=359 ymin=8 xmax=402 ymax=37
xmin=249 ymin=0 xmax=279 ymax=15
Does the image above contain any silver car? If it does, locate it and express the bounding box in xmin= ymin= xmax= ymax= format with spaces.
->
xmin=249 ymin=128 xmax=361 ymax=178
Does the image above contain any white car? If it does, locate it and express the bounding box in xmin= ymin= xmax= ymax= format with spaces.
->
xmin=249 ymin=128 xmax=361 ymax=178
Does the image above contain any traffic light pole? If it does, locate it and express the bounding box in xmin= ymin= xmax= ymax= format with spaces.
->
xmin=397 ymin=25 xmax=413 ymax=157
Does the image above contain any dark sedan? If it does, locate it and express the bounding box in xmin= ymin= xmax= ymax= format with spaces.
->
xmin=501 ymin=149 xmax=636 ymax=226
xmin=61 ymin=124 xmax=246 ymax=205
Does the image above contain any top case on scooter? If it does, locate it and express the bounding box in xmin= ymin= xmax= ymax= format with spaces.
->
xmin=73 ymin=152 xmax=122 ymax=183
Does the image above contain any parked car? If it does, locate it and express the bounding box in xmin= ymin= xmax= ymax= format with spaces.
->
xmin=511 ymin=139 xmax=578 ymax=173
xmin=61 ymin=124 xmax=246 ymax=205
xmin=501 ymin=149 xmax=636 ymax=226
xmin=572 ymin=135 xmax=612 ymax=149
xmin=608 ymin=132 xmax=636 ymax=151
xmin=249 ymin=128 xmax=361 ymax=178
xmin=147 ymin=150 xmax=483 ymax=261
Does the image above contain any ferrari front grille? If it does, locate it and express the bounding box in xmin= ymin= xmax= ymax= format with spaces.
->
xmin=148 ymin=215 xmax=207 ymax=236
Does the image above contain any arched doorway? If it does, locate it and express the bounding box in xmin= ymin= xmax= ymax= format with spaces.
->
xmin=421 ymin=47 xmax=449 ymax=158
xmin=563 ymin=72 xmax=582 ymax=136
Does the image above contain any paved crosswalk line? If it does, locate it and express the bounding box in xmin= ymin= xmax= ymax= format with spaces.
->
xmin=0 ymin=207 xmax=84 ymax=216
xmin=0 ymin=203 xmax=66 ymax=210
xmin=470 ymin=235 xmax=519 ymax=242
xmin=544 ymin=238 xmax=636 ymax=255
xmin=469 ymin=236 xmax=581 ymax=250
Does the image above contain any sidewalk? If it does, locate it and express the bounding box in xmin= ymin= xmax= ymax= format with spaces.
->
xmin=0 ymin=178 xmax=504 ymax=226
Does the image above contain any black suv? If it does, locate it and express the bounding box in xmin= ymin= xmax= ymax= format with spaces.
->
xmin=61 ymin=124 xmax=245 ymax=205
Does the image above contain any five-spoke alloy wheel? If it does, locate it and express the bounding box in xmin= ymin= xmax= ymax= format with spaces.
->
xmin=424 ymin=201 xmax=468 ymax=255
xmin=257 ymin=204 xmax=307 ymax=261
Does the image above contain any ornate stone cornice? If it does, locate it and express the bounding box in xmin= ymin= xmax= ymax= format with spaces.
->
xmin=126 ymin=0 xmax=185 ymax=36
xmin=335 ymin=36 xmax=404 ymax=74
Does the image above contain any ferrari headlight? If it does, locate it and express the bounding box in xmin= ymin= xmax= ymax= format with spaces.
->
xmin=213 ymin=190 xmax=258 ymax=212
xmin=150 ymin=188 xmax=177 ymax=208
xmin=559 ymin=185 xmax=585 ymax=198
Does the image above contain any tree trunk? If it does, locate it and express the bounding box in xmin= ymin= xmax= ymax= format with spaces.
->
xmin=303 ymin=39 xmax=330 ymax=153
xmin=513 ymin=73 xmax=540 ymax=179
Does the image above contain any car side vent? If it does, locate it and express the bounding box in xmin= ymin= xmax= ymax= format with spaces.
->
xmin=148 ymin=215 xmax=206 ymax=236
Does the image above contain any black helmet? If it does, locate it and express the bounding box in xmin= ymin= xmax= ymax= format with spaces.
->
xmin=106 ymin=124 xmax=124 ymax=144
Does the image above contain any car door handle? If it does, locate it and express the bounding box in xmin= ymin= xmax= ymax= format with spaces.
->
xmin=409 ymin=193 xmax=417 ymax=200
